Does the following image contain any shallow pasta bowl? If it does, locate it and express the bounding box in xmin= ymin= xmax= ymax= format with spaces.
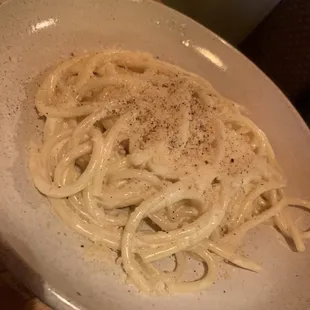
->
xmin=0 ymin=0 xmax=310 ymax=309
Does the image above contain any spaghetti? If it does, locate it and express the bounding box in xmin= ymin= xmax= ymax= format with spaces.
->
xmin=29 ymin=50 xmax=310 ymax=295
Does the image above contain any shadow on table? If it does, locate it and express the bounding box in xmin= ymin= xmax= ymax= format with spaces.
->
xmin=0 ymin=236 xmax=49 ymax=310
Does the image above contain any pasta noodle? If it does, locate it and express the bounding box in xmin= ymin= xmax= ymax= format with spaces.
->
xmin=29 ymin=50 xmax=310 ymax=295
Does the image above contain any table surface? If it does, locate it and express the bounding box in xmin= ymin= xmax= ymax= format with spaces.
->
xmin=0 ymin=261 xmax=51 ymax=309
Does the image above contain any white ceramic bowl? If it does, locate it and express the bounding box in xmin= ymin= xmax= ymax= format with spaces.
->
xmin=0 ymin=1 xmax=309 ymax=309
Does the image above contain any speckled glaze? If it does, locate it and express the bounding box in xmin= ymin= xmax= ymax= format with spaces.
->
xmin=0 ymin=0 xmax=310 ymax=309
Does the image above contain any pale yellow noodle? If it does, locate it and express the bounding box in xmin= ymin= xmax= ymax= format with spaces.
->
xmin=29 ymin=50 xmax=309 ymax=295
